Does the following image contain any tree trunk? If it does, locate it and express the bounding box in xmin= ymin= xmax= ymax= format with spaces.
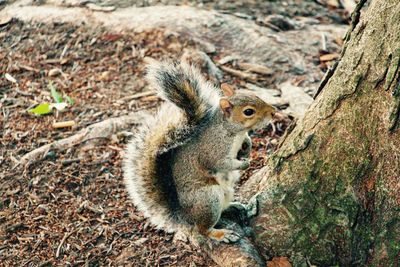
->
xmin=241 ymin=0 xmax=400 ymax=265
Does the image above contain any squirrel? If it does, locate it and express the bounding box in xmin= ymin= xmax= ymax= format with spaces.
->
xmin=123 ymin=60 xmax=277 ymax=243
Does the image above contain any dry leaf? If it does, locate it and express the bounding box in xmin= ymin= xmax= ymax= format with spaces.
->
xmin=319 ymin=53 xmax=340 ymax=62
xmin=267 ymin=257 xmax=292 ymax=267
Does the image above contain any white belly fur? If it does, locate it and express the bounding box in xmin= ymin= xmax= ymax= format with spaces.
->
xmin=216 ymin=132 xmax=247 ymax=210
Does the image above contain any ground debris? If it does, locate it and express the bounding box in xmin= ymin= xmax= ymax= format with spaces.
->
xmin=0 ymin=19 xmax=215 ymax=266
xmin=0 ymin=0 xmax=343 ymax=263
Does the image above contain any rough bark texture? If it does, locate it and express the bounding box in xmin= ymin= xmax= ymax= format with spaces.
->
xmin=241 ymin=0 xmax=400 ymax=265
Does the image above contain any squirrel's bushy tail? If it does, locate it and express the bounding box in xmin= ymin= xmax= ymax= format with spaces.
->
xmin=123 ymin=61 xmax=220 ymax=235
xmin=146 ymin=60 xmax=220 ymax=124
xmin=123 ymin=104 xmax=187 ymax=233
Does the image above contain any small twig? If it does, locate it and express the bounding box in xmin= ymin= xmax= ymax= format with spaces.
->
xmin=60 ymin=42 xmax=70 ymax=60
xmin=220 ymin=65 xmax=258 ymax=81
xmin=56 ymin=230 xmax=76 ymax=258
xmin=119 ymin=91 xmax=156 ymax=102
xmin=15 ymin=88 xmax=33 ymax=97
xmin=61 ymin=158 xmax=81 ymax=166
xmin=321 ymin=32 xmax=327 ymax=51
xmin=52 ymin=120 xmax=76 ymax=129
xmin=18 ymin=64 xmax=40 ymax=73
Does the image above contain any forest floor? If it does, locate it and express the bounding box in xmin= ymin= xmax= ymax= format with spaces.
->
xmin=1 ymin=1 xmax=351 ymax=266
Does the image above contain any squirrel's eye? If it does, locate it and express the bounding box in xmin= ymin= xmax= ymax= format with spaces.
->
xmin=243 ymin=108 xmax=255 ymax=117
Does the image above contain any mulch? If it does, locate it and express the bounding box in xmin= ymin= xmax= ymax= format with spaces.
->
xmin=0 ymin=19 xmax=291 ymax=266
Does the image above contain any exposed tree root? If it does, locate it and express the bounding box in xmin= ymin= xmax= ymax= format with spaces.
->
xmin=20 ymin=111 xmax=149 ymax=165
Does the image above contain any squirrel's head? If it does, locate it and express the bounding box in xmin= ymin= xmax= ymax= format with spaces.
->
xmin=219 ymin=83 xmax=277 ymax=131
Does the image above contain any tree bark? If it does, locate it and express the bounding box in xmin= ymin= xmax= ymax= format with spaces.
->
xmin=241 ymin=0 xmax=400 ymax=265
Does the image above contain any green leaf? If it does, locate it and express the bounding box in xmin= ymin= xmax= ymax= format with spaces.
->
xmin=65 ymin=94 xmax=75 ymax=105
xmin=28 ymin=103 xmax=52 ymax=115
xmin=49 ymin=82 xmax=63 ymax=103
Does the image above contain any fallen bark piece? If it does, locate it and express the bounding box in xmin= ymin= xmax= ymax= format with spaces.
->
xmin=52 ymin=120 xmax=76 ymax=129
xmin=20 ymin=111 xmax=149 ymax=165
xmin=319 ymin=53 xmax=340 ymax=62
xmin=279 ymin=81 xmax=313 ymax=118
xmin=220 ymin=65 xmax=258 ymax=82
xmin=86 ymin=3 xmax=116 ymax=12
xmin=181 ymin=49 xmax=223 ymax=82
xmin=340 ymin=0 xmax=356 ymax=13
xmin=218 ymin=55 xmax=241 ymax=65
xmin=0 ymin=15 xmax=12 ymax=26
xmin=327 ymin=0 xmax=340 ymax=8
xmin=238 ymin=62 xmax=274 ymax=75
xmin=48 ymin=68 xmax=62 ymax=77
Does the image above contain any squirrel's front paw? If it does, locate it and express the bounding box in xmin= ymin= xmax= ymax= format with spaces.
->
xmin=239 ymin=159 xmax=250 ymax=170
xmin=208 ymin=228 xmax=240 ymax=243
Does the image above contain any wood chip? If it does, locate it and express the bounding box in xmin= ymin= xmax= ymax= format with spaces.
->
xmin=52 ymin=120 xmax=76 ymax=129
xmin=220 ymin=65 xmax=258 ymax=81
xmin=5 ymin=73 xmax=17 ymax=83
xmin=86 ymin=3 xmax=116 ymax=12
xmin=326 ymin=0 xmax=340 ymax=8
xmin=0 ymin=15 xmax=12 ymax=26
xmin=319 ymin=53 xmax=340 ymax=62
xmin=44 ymin=59 xmax=61 ymax=64
xmin=218 ymin=55 xmax=241 ymax=65
xmin=237 ymin=62 xmax=274 ymax=75
xmin=141 ymin=95 xmax=159 ymax=102
xmin=340 ymin=0 xmax=356 ymax=13
xmin=48 ymin=68 xmax=62 ymax=77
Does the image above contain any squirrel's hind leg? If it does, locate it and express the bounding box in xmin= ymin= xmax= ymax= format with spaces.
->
xmin=184 ymin=188 xmax=241 ymax=243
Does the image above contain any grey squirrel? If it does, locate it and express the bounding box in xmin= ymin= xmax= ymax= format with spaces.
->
xmin=123 ymin=60 xmax=277 ymax=243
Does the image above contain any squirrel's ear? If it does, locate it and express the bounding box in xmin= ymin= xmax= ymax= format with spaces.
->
xmin=221 ymin=83 xmax=235 ymax=97
xmin=219 ymin=98 xmax=233 ymax=117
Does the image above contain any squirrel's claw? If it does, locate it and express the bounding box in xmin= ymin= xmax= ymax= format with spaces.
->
xmin=221 ymin=230 xmax=241 ymax=243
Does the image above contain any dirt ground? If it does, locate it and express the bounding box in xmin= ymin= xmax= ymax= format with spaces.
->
xmin=1 ymin=1 xmax=349 ymax=266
